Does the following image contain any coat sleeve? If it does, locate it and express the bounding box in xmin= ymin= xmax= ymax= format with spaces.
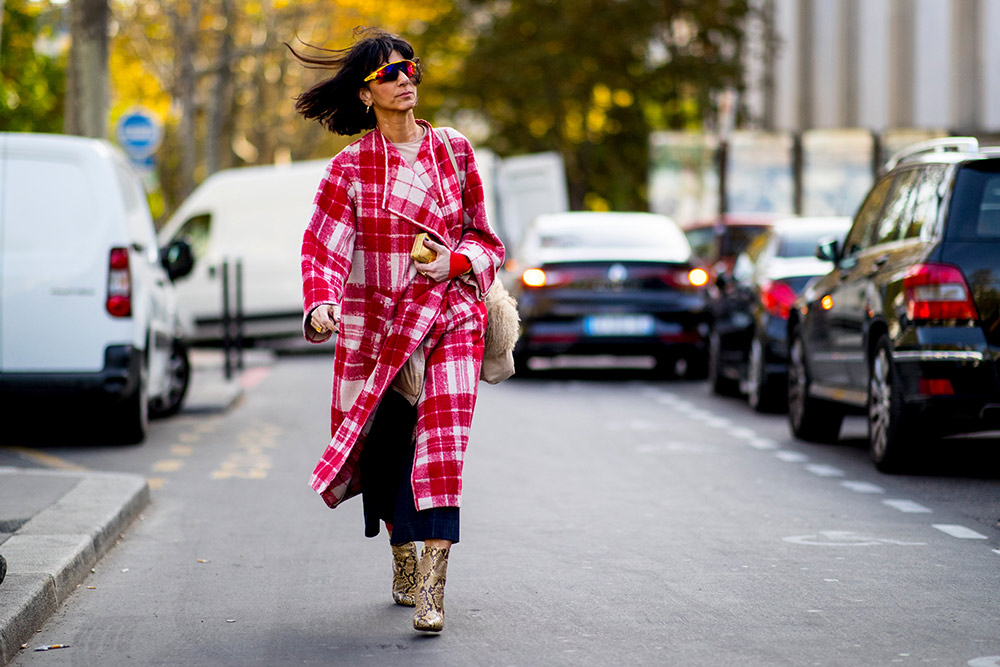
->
xmin=452 ymin=135 xmax=505 ymax=299
xmin=301 ymin=161 xmax=357 ymax=343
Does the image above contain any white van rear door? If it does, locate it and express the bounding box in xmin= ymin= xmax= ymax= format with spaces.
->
xmin=0 ymin=144 xmax=114 ymax=372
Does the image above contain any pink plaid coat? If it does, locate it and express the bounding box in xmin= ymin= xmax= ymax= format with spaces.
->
xmin=301 ymin=121 xmax=504 ymax=511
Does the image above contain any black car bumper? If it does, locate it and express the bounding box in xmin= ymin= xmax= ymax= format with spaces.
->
xmin=895 ymin=349 xmax=1000 ymax=434
xmin=0 ymin=345 xmax=142 ymax=404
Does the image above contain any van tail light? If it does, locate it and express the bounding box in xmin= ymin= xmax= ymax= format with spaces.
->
xmin=760 ymin=279 xmax=798 ymax=320
xmin=107 ymin=247 xmax=132 ymax=317
xmin=903 ymin=263 xmax=978 ymax=321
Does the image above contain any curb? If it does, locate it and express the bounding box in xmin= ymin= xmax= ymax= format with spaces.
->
xmin=0 ymin=470 xmax=149 ymax=665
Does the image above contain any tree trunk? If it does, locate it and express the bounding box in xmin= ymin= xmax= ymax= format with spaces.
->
xmin=205 ymin=0 xmax=235 ymax=176
xmin=169 ymin=0 xmax=202 ymax=200
xmin=65 ymin=0 xmax=109 ymax=138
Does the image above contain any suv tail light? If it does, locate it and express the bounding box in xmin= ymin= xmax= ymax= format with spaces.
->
xmin=903 ymin=263 xmax=978 ymax=321
xmin=107 ymin=247 xmax=132 ymax=317
xmin=760 ymin=279 xmax=797 ymax=319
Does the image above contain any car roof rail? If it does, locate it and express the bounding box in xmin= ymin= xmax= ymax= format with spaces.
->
xmin=884 ymin=136 xmax=980 ymax=171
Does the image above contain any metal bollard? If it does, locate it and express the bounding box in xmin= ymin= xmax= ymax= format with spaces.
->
xmin=222 ymin=259 xmax=232 ymax=380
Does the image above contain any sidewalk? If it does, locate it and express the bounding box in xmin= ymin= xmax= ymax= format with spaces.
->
xmin=0 ymin=348 xmax=255 ymax=664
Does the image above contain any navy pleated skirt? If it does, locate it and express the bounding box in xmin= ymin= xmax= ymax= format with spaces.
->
xmin=359 ymin=389 xmax=460 ymax=545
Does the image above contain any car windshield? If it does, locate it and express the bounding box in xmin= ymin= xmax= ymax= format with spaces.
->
xmin=947 ymin=162 xmax=1000 ymax=241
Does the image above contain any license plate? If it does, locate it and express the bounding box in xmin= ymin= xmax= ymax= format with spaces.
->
xmin=584 ymin=314 xmax=654 ymax=337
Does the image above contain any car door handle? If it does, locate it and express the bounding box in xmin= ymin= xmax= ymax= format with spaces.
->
xmin=873 ymin=254 xmax=890 ymax=267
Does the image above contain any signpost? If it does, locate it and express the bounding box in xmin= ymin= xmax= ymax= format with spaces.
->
xmin=115 ymin=107 xmax=162 ymax=190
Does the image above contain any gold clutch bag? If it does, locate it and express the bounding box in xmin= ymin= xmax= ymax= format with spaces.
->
xmin=410 ymin=233 xmax=437 ymax=263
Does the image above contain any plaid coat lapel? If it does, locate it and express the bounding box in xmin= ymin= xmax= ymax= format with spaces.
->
xmin=379 ymin=123 xmax=454 ymax=245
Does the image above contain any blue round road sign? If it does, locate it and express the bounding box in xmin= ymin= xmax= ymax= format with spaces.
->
xmin=116 ymin=108 xmax=162 ymax=160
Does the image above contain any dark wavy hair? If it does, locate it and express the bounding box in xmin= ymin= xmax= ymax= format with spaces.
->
xmin=286 ymin=27 xmax=422 ymax=136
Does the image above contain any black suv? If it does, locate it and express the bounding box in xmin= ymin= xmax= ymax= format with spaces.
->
xmin=786 ymin=137 xmax=1000 ymax=471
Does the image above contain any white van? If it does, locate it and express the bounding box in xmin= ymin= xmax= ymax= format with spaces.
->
xmin=0 ymin=133 xmax=194 ymax=443
xmin=158 ymin=159 xmax=330 ymax=341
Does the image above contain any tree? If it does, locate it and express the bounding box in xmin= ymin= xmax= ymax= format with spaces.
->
xmin=439 ymin=0 xmax=750 ymax=211
xmin=0 ymin=0 xmax=65 ymax=132
xmin=65 ymin=0 xmax=110 ymax=138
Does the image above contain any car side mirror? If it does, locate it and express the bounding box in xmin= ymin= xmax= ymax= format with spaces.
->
xmin=162 ymin=239 xmax=195 ymax=281
xmin=815 ymin=237 xmax=840 ymax=265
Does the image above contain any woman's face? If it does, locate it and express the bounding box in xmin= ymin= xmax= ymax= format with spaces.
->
xmin=360 ymin=49 xmax=419 ymax=115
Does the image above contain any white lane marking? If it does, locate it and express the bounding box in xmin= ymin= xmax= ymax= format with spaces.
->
xmin=993 ymin=549 xmax=1000 ymax=557
xmin=704 ymin=417 xmax=732 ymax=429
xmin=805 ymin=464 xmax=845 ymax=477
xmin=747 ymin=438 xmax=779 ymax=450
xmin=842 ymin=481 xmax=885 ymax=494
xmin=775 ymin=451 xmax=809 ymax=463
xmin=783 ymin=531 xmax=926 ymax=546
xmin=882 ymin=499 xmax=932 ymax=514
xmin=933 ymin=524 xmax=989 ymax=540
xmin=685 ymin=409 xmax=713 ymax=421
xmin=727 ymin=426 xmax=757 ymax=440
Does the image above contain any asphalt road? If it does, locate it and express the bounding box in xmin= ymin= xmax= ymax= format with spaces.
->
xmin=4 ymin=354 xmax=999 ymax=666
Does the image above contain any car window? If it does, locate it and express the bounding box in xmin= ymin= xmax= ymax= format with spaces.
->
xmin=945 ymin=162 xmax=1000 ymax=242
xmin=685 ymin=227 xmax=715 ymax=260
xmin=904 ymin=165 xmax=946 ymax=241
xmin=872 ymin=168 xmax=920 ymax=246
xmin=176 ymin=213 xmax=212 ymax=260
xmin=731 ymin=252 xmax=754 ymax=282
xmin=843 ymin=176 xmax=893 ymax=257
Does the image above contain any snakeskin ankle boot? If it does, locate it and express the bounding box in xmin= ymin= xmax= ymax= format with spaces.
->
xmin=413 ymin=545 xmax=450 ymax=632
xmin=391 ymin=542 xmax=418 ymax=607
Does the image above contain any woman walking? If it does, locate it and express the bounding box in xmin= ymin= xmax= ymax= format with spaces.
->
xmin=289 ymin=28 xmax=504 ymax=633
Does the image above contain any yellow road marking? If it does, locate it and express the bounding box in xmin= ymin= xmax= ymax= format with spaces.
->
xmin=2 ymin=446 xmax=88 ymax=471
xmin=152 ymin=459 xmax=184 ymax=473
xmin=147 ymin=477 xmax=166 ymax=490
xmin=170 ymin=445 xmax=194 ymax=456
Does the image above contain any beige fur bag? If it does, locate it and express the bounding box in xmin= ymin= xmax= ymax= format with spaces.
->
xmin=480 ymin=280 xmax=519 ymax=384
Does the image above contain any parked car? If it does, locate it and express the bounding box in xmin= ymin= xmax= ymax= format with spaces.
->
xmin=158 ymin=159 xmax=330 ymax=342
xmin=509 ymin=211 xmax=711 ymax=376
xmin=786 ymin=137 xmax=1000 ymax=471
xmin=706 ymin=216 xmax=851 ymax=411
xmin=0 ymin=133 xmax=194 ymax=443
xmin=682 ymin=212 xmax=778 ymax=275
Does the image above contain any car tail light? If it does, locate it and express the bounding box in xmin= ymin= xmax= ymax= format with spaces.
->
xmin=760 ymin=279 xmax=797 ymax=319
xmin=687 ymin=268 xmax=709 ymax=287
xmin=919 ymin=378 xmax=954 ymax=395
xmin=522 ymin=268 xmax=547 ymax=288
xmin=107 ymin=247 xmax=132 ymax=317
xmin=903 ymin=263 xmax=978 ymax=321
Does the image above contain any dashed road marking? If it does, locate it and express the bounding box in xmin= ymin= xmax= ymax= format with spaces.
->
xmin=775 ymin=451 xmax=809 ymax=463
xmin=170 ymin=445 xmax=194 ymax=456
xmin=152 ymin=459 xmax=184 ymax=473
xmin=747 ymin=438 xmax=778 ymax=450
xmin=147 ymin=477 xmax=166 ymax=491
xmin=726 ymin=426 xmax=757 ymax=440
xmin=933 ymin=524 xmax=988 ymax=540
xmin=805 ymin=464 xmax=845 ymax=477
xmin=842 ymin=481 xmax=885 ymax=494
xmin=883 ymin=499 xmax=932 ymax=514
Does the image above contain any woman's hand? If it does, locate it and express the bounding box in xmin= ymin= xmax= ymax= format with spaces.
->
xmin=310 ymin=303 xmax=341 ymax=335
xmin=414 ymin=237 xmax=451 ymax=282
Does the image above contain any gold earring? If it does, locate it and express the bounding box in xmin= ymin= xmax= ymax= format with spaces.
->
xmin=366 ymin=104 xmax=371 ymax=113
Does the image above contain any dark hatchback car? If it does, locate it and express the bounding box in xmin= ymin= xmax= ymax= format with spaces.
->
xmin=787 ymin=137 xmax=1000 ymax=471
xmin=509 ymin=212 xmax=711 ymax=376
xmin=707 ymin=216 xmax=851 ymax=412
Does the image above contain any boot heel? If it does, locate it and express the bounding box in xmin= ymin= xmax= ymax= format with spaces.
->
xmin=391 ymin=542 xmax=417 ymax=607
xmin=413 ymin=545 xmax=449 ymax=632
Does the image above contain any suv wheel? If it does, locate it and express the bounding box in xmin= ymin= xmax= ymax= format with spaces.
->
xmin=709 ymin=330 xmax=739 ymax=396
xmin=150 ymin=340 xmax=190 ymax=418
xmin=787 ymin=331 xmax=843 ymax=443
xmin=868 ymin=336 xmax=914 ymax=472
xmin=747 ymin=335 xmax=782 ymax=413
